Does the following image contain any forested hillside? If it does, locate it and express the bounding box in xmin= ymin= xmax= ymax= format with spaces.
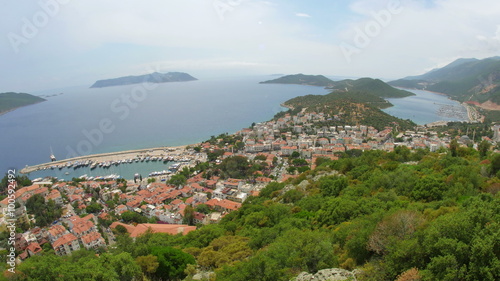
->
xmin=282 ymin=91 xmax=416 ymax=131
xmin=7 ymin=145 xmax=500 ymax=281
xmin=389 ymin=57 xmax=500 ymax=104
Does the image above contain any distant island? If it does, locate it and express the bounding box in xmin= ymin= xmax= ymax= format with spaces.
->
xmin=0 ymin=92 xmax=46 ymax=116
xmin=90 ymin=72 xmax=198 ymax=88
xmin=389 ymin=57 xmax=500 ymax=108
xmin=260 ymin=74 xmax=335 ymax=87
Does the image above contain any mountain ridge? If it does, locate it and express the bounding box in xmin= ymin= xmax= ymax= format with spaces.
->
xmin=389 ymin=57 xmax=500 ymax=108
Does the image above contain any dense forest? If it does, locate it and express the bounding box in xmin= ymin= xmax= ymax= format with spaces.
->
xmin=4 ymin=145 xmax=500 ymax=281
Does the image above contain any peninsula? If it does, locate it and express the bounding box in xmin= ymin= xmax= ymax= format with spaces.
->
xmin=260 ymin=74 xmax=335 ymax=87
xmin=90 ymin=72 xmax=198 ymax=88
xmin=0 ymin=92 xmax=46 ymax=116
xmin=329 ymin=77 xmax=415 ymax=98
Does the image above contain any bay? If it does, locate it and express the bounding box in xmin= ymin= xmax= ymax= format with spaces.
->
xmin=0 ymin=76 xmax=329 ymax=179
xmin=382 ymin=88 xmax=468 ymax=125
xmin=1 ymin=80 xmax=469 ymax=180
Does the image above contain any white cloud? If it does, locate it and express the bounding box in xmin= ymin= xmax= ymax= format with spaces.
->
xmin=295 ymin=13 xmax=311 ymax=18
xmin=332 ymin=0 xmax=500 ymax=78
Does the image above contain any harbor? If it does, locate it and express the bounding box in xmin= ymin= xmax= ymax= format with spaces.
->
xmin=20 ymin=145 xmax=205 ymax=181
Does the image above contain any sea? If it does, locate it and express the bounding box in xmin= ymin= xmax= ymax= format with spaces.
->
xmin=0 ymin=77 xmax=467 ymax=180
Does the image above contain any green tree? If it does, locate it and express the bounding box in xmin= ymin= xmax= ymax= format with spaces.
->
xmin=195 ymin=204 xmax=211 ymax=214
xmin=197 ymin=236 xmax=253 ymax=269
xmin=136 ymin=255 xmax=159 ymax=277
xmin=318 ymin=175 xmax=348 ymax=197
xmin=411 ymin=174 xmax=446 ymax=202
xmin=121 ymin=211 xmax=147 ymax=223
xmin=449 ymin=139 xmax=459 ymax=157
xmin=106 ymin=252 xmax=142 ymax=281
xmin=490 ymin=153 xmax=500 ymax=176
xmin=183 ymin=205 xmax=195 ymax=225
xmin=0 ymin=174 xmax=32 ymax=193
xmin=25 ymin=194 xmax=62 ymax=227
xmin=150 ymin=246 xmax=196 ymax=280
xmin=114 ymin=224 xmax=128 ymax=235
xmin=219 ymin=156 xmax=252 ymax=179
xmin=478 ymin=140 xmax=492 ymax=158
xmin=86 ymin=202 xmax=103 ymax=214
xmin=169 ymin=174 xmax=187 ymax=187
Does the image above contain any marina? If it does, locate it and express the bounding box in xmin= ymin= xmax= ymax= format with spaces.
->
xmin=21 ymin=145 xmax=203 ymax=181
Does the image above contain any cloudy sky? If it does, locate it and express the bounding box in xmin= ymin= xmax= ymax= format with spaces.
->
xmin=1 ymin=0 xmax=500 ymax=92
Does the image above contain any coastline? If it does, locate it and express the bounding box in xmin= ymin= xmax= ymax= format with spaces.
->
xmin=394 ymin=86 xmax=450 ymax=97
xmin=20 ymin=144 xmax=198 ymax=175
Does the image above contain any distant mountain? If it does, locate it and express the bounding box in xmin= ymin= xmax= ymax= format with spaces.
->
xmin=260 ymin=74 xmax=335 ymax=87
xmin=389 ymin=57 xmax=500 ymax=107
xmin=329 ymin=77 xmax=415 ymax=98
xmin=90 ymin=72 xmax=198 ymax=88
xmin=0 ymin=92 xmax=46 ymax=115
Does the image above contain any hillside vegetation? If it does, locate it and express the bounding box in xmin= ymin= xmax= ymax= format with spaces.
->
xmin=329 ymin=78 xmax=415 ymax=98
xmin=9 ymin=146 xmax=500 ymax=281
xmin=389 ymin=57 xmax=500 ymax=104
xmin=281 ymin=90 xmax=416 ymax=131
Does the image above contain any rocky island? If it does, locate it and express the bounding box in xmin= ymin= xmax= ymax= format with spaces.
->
xmin=90 ymin=72 xmax=198 ymax=88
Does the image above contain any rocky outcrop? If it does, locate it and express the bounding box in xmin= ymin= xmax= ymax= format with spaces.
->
xmin=292 ymin=268 xmax=358 ymax=281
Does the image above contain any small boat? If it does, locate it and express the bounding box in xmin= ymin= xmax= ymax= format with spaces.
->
xmin=50 ymin=147 xmax=56 ymax=161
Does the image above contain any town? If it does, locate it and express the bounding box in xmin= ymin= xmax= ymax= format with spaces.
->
xmin=1 ymin=109 xmax=499 ymax=263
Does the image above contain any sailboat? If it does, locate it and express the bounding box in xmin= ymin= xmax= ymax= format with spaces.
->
xmin=50 ymin=146 xmax=56 ymax=162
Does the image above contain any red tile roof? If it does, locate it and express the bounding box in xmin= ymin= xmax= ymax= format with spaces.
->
xmin=52 ymin=233 xmax=78 ymax=248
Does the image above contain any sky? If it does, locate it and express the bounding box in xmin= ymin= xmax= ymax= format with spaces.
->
xmin=1 ymin=0 xmax=500 ymax=92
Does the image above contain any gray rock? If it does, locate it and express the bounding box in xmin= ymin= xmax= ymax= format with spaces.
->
xmin=292 ymin=268 xmax=356 ymax=281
